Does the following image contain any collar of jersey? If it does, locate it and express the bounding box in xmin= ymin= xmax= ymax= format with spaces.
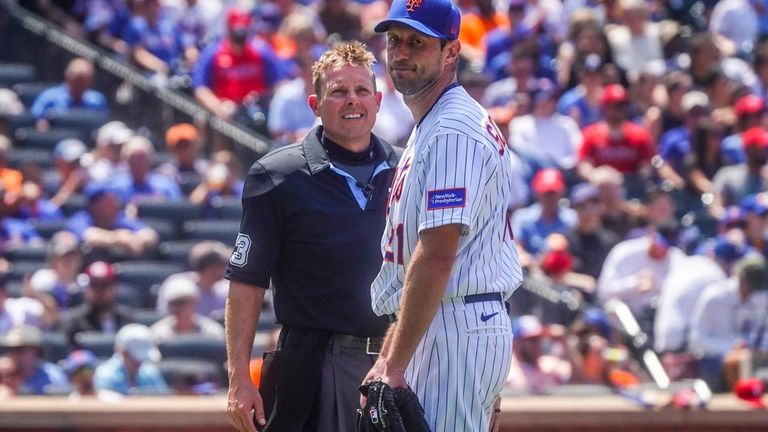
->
xmin=416 ymin=82 xmax=462 ymax=129
xmin=303 ymin=126 xmax=400 ymax=175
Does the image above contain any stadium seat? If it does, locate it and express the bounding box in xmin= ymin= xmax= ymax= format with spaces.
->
xmin=181 ymin=219 xmax=240 ymax=244
xmin=131 ymin=308 xmax=166 ymax=327
xmin=157 ymin=358 xmax=225 ymax=392
xmin=5 ymin=243 xmax=48 ymax=262
xmin=140 ymin=217 xmax=179 ymax=242
xmin=0 ymin=63 xmax=36 ymax=87
xmin=7 ymin=260 xmax=45 ymax=281
xmin=157 ymin=239 xmax=202 ymax=265
xmin=32 ymin=218 xmax=68 ymax=240
xmin=14 ymin=126 xmax=86 ymax=150
xmin=4 ymin=281 xmax=24 ymax=298
xmin=136 ymin=200 xmax=204 ymax=227
xmin=11 ymin=82 xmax=56 ymax=107
xmin=113 ymin=261 xmax=185 ymax=308
xmin=115 ymin=283 xmax=143 ymax=309
xmin=4 ymin=112 xmax=36 ymax=135
xmin=48 ymin=109 xmax=109 ymax=138
xmin=60 ymin=194 xmax=87 ymax=217
xmin=73 ymin=331 xmax=115 ymax=360
xmin=6 ymin=147 xmax=54 ymax=169
xmin=158 ymin=335 xmax=227 ymax=366
xmin=41 ymin=332 xmax=69 ymax=363
xmin=211 ymin=196 xmax=242 ymax=220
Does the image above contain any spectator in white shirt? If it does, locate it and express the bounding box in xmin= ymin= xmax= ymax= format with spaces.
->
xmin=689 ymin=255 xmax=768 ymax=390
xmin=605 ymin=0 xmax=663 ymax=79
xmin=709 ymin=0 xmax=760 ymax=56
xmin=150 ymin=278 xmax=224 ymax=343
xmin=597 ymin=222 xmax=685 ymax=319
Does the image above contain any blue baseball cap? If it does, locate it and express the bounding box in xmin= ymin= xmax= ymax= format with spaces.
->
xmin=374 ymin=0 xmax=461 ymax=40
xmin=62 ymin=350 xmax=97 ymax=375
xmin=740 ymin=193 xmax=768 ymax=216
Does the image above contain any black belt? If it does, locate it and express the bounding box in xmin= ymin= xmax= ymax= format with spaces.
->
xmin=278 ymin=327 xmax=383 ymax=355
xmin=386 ymin=292 xmax=505 ymax=322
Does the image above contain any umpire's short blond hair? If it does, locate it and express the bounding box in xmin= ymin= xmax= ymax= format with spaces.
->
xmin=312 ymin=41 xmax=377 ymax=99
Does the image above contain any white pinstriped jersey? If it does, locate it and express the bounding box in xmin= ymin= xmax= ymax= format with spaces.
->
xmin=371 ymin=85 xmax=523 ymax=316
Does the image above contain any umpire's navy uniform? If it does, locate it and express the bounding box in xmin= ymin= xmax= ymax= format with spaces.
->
xmin=226 ymin=126 xmax=400 ymax=432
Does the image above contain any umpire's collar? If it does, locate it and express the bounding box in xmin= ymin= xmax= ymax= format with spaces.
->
xmin=303 ymin=126 xmax=399 ymax=175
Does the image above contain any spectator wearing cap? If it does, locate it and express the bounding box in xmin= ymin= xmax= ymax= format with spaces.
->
xmin=267 ymin=52 xmax=321 ymax=147
xmin=155 ymin=241 xmax=232 ymax=319
xmin=597 ymin=221 xmax=686 ymax=319
xmin=94 ymin=323 xmax=168 ymax=396
xmin=150 ymin=278 xmax=224 ymax=344
xmin=1 ymin=325 xmax=69 ymax=395
xmin=62 ymin=349 xmax=98 ymax=400
xmin=122 ymin=0 xmax=190 ymax=79
xmin=108 ymin=136 xmax=183 ymax=205
xmin=711 ymin=126 xmax=768 ymax=217
xmin=719 ymin=94 xmax=766 ymax=166
xmin=50 ymin=138 xmax=90 ymax=207
xmin=509 ymin=78 xmax=582 ymax=173
xmin=29 ymin=57 xmax=108 ymax=129
xmin=87 ymin=121 xmax=133 ymax=184
xmin=565 ymin=182 xmax=620 ymax=279
xmin=28 ymin=231 xmax=85 ymax=310
xmin=605 ymin=0 xmax=663 ymax=79
xmin=192 ymin=8 xmax=283 ymax=129
xmin=653 ymin=253 xmax=727 ymax=376
xmin=65 ymin=183 xmax=158 ymax=259
xmin=155 ymin=123 xmax=209 ymax=187
xmin=577 ymin=83 xmax=655 ymax=183
xmin=511 ymin=168 xmax=577 ymax=265
xmin=58 ymin=261 xmax=134 ymax=347
xmin=557 ymin=53 xmax=607 ymax=128
xmin=657 ymin=90 xmax=712 ymax=190
xmin=689 ymin=255 xmax=768 ymax=391
xmin=506 ymin=315 xmax=575 ymax=394
xmin=738 ymin=193 xmax=768 ymax=256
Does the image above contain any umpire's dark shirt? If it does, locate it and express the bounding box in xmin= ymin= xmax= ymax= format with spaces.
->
xmin=226 ymin=126 xmax=399 ymax=337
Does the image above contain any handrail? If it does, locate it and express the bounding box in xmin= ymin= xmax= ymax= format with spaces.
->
xmin=0 ymin=0 xmax=273 ymax=156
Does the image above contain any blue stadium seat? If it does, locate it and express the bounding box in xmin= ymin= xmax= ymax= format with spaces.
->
xmin=5 ymin=243 xmax=48 ymax=262
xmin=158 ymin=239 xmax=202 ymax=265
xmin=11 ymin=82 xmax=56 ymax=108
xmin=3 ymin=112 xmax=36 ymax=135
xmin=32 ymin=218 xmax=68 ymax=240
xmin=136 ymin=200 xmax=204 ymax=227
xmin=211 ymin=196 xmax=242 ymax=220
xmin=73 ymin=331 xmax=115 ymax=360
xmin=7 ymin=260 xmax=45 ymax=281
xmin=157 ymin=358 xmax=225 ymax=392
xmin=14 ymin=126 xmax=86 ymax=150
xmin=0 ymin=63 xmax=36 ymax=87
xmin=113 ymin=261 xmax=185 ymax=308
xmin=41 ymin=332 xmax=69 ymax=363
xmin=140 ymin=217 xmax=179 ymax=242
xmin=158 ymin=335 xmax=227 ymax=366
xmin=181 ymin=219 xmax=239 ymax=244
xmin=131 ymin=308 xmax=166 ymax=327
xmin=115 ymin=283 xmax=143 ymax=309
xmin=6 ymin=147 xmax=54 ymax=169
xmin=60 ymin=194 xmax=87 ymax=217
xmin=48 ymin=109 xmax=109 ymax=139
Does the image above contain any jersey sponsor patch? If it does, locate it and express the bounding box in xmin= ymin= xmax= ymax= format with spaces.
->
xmin=229 ymin=233 xmax=251 ymax=267
xmin=427 ymin=188 xmax=466 ymax=210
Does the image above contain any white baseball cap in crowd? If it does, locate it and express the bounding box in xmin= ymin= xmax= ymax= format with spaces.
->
xmin=114 ymin=324 xmax=161 ymax=363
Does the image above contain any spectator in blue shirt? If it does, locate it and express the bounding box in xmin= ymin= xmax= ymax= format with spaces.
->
xmin=122 ymin=0 xmax=189 ymax=80
xmin=29 ymin=58 xmax=108 ymax=129
xmin=65 ymin=183 xmax=158 ymax=259
xmin=94 ymin=323 xmax=168 ymax=396
xmin=108 ymin=136 xmax=183 ymax=205
xmin=557 ymin=54 xmax=605 ymax=128
xmin=2 ymin=325 xmax=69 ymax=395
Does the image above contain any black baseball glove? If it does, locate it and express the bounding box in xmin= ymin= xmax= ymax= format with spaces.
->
xmin=357 ymin=379 xmax=431 ymax=432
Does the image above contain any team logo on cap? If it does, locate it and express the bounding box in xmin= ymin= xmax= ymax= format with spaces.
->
xmin=406 ymin=0 xmax=423 ymax=12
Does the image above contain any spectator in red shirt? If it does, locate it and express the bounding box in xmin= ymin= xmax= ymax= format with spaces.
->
xmin=577 ymin=84 xmax=655 ymax=185
xmin=192 ymin=8 xmax=282 ymax=131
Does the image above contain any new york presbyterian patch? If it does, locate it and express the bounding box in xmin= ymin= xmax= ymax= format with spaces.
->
xmin=427 ymin=188 xmax=466 ymax=210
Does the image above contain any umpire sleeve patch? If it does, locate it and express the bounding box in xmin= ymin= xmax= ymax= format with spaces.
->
xmin=427 ymin=188 xmax=466 ymax=210
xmin=230 ymin=233 xmax=252 ymax=267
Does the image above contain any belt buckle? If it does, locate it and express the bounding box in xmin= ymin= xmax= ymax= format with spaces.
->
xmin=365 ymin=337 xmax=379 ymax=355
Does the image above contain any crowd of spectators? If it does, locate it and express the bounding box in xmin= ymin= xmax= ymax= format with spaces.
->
xmin=2 ymin=0 xmax=768 ymax=402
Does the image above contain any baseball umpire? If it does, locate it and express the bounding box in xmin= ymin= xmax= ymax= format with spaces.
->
xmin=225 ymin=41 xmax=401 ymax=432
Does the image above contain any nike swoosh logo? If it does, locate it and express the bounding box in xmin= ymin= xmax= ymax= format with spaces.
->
xmin=480 ymin=312 xmax=499 ymax=322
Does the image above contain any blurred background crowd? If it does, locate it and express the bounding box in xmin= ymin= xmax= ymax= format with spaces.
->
xmin=1 ymin=0 xmax=768 ymax=405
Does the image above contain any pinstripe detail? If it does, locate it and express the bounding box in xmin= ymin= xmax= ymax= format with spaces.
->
xmin=370 ymin=85 xmax=522 ymax=429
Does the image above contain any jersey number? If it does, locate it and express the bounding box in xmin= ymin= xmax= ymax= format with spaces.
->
xmin=485 ymin=117 xmax=506 ymax=156
xmin=230 ymin=233 xmax=251 ymax=267
xmin=383 ymin=223 xmax=404 ymax=265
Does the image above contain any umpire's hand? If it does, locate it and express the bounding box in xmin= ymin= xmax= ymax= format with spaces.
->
xmin=227 ymin=378 xmax=265 ymax=432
